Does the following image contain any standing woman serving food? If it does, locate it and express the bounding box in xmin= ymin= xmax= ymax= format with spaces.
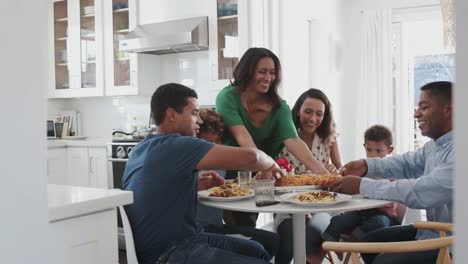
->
xmin=216 ymin=47 xmax=328 ymax=226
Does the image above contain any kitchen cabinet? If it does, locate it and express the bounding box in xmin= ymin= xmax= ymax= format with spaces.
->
xmin=199 ymin=0 xmax=248 ymax=105
xmin=67 ymin=147 xmax=90 ymax=186
xmin=47 ymin=147 xmax=68 ymax=185
xmin=48 ymin=184 xmax=133 ymax=264
xmin=49 ymin=210 xmax=118 ymax=264
xmin=67 ymin=146 xmax=109 ymax=188
xmin=209 ymin=0 xmax=248 ymax=83
xmin=50 ymin=0 xmax=105 ymax=98
xmin=88 ymin=147 xmax=110 ymax=188
xmin=50 ymin=0 xmax=159 ymax=98
xmin=103 ymin=0 xmax=160 ymax=96
xmin=48 ymin=144 xmax=109 ymax=188
xmin=215 ymin=0 xmax=239 ymax=81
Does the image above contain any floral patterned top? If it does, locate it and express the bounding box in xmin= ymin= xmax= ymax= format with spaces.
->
xmin=274 ymin=133 xmax=338 ymax=228
xmin=278 ymin=133 xmax=336 ymax=173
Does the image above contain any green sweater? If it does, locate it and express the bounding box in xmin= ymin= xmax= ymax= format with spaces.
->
xmin=216 ymin=85 xmax=298 ymax=158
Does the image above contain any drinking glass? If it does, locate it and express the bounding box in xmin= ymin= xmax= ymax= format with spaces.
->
xmin=254 ymin=179 xmax=276 ymax=206
xmin=237 ymin=171 xmax=252 ymax=188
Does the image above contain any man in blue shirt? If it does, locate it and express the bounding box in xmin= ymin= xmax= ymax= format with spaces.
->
xmin=123 ymin=83 xmax=283 ymax=264
xmin=327 ymin=81 xmax=453 ymax=264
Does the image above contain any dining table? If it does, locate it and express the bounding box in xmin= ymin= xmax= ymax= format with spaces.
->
xmin=200 ymin=192 xmax=391 ymax=264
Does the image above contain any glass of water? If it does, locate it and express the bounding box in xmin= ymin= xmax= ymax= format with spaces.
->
xmin=254 ymin=179 xmax=276 ymax=206
xmin=237 ymin=171 xmax=252 ymax=188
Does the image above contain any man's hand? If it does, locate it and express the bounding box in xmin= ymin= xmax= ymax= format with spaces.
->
xmin=324 ymin=176 xmax=362 ymax=195
xmin=255 ymin=163 xmax=284 ymax=180
xmin=340 ymin=159 xmax=368 ymax=177
xmin=198 ymin=171 xmax=225 ymax=191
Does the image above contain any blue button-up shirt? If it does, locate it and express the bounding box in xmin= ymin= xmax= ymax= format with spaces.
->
xmin=360 ymin=131 xmax=453 ymax=240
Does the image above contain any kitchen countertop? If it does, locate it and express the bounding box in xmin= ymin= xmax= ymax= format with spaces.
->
xmin=48 ymin=184 xmax=133 ymax=222
xmin=47 ymin=137 xmax=111 ymax=148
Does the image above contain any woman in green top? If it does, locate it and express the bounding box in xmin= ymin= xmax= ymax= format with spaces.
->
xmin=216 ymin=47 xmax=328 ymax=173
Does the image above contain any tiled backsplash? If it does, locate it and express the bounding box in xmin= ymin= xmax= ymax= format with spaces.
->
xmin=48 ymin=96 xmax=152 ymax=138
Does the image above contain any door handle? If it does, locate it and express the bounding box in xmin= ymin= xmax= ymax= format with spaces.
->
xmin=89 ymin=157 xmax=94 ymax=174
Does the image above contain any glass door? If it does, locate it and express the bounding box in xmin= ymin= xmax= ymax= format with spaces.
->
xmin=79 ymin=0 xmax=97 ymax=88
xmin=53 ymin=0 xmax=69 ymax=90
xmin=216 ymin=0 xmax=239 ymax=80
xmin=111 ymin=0 xmax=130 ymax=87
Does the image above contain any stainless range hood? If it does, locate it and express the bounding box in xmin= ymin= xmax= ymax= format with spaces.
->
xmin=119 ymin=16 xmax=209 ymax=55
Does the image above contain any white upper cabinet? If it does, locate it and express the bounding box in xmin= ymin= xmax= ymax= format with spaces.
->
xmin=50 ymin=0 xmax=104 ymax=98
xmin=208 ymin=0 xmax=248 ymax=94
xmin=50 ymin=0 xmax=160 ymax=98
xmin=103 ymin=0 xmax=160 ymax=96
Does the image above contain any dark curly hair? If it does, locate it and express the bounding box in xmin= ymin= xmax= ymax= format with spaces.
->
xmin=231 ymin=47 xmax=282 ymax=108
xmin=292 ymin=88 xmax=335 ymax=144
xmin=364 ymin=125 xmax=393 ymax=147
xmin=198 ymin=109 xmax=224 ymax=136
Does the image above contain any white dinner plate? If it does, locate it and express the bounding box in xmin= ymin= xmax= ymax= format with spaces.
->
xmin=280 ymin=191 xmax=352 ymax=206
xmin=274 ymin=185 xmax=321 ymax=191
xmin=198 ymin=188 xmax=254 ymax=202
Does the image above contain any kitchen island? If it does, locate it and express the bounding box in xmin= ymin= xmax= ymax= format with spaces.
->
xmin=48 ymin=184 xmax=133 ymax=264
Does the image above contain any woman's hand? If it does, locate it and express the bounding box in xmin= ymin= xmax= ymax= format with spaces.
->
xmin=255 ymin=163 xmax=284 ymax=180
xmin=325 ymin=163 xmax=339 ymax=174
xmin=340 ymin=159 xmax=368 ymax=177
xmin=283 ymin=138 xmax=328 ymax=174
xmin=198 ymin=171 xmax=225 ymax=191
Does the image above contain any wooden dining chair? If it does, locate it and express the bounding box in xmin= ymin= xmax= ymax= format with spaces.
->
xmin=336 ymin=202 xmax=409 ymax=264
xmin=322 ymin=221 xmax=453 ymax=264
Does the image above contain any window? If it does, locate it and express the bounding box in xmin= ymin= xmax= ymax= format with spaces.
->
xmin=413 ymin=53 xmax=455 ymax=149
xmin=392 ymin=7 xmax=454 ymax=152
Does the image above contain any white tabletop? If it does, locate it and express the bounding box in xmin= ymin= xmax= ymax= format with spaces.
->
xmin=200 ymin=194 xmax=391 ymax=214
xmin=201 ymin=193 xmax=391 ymax=264
xmin=48 ymin=184 xmax=133 ymax=222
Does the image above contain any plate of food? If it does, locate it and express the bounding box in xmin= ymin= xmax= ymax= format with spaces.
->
xmin=198 ymin=184 xmax=254 ymax=201
xmin=275 ymin=173 xmax=340 ymax=191
xmin=280 ymin=191 xmax=352 ymax=206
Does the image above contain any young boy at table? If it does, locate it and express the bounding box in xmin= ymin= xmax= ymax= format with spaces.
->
xmin=123 ymin=83 xmax=283 ymax=264
xmin=195 ymin=108 xmax=280 ymax=258
xmin=323 ymin=125 xmax=399 ymax=242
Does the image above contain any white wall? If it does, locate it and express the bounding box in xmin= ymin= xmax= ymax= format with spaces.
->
xmin=278 ymin=0 xmax=340 ymax=107
xmin=455 ymin=0 xmax=468 ymax=261
xmin=336 ymin=0 xmax=440 ymax=162
xmin=0 ymin=1 xmax=49 ymax=263
xmin=139 ymin=0 xmax=217 ymax=106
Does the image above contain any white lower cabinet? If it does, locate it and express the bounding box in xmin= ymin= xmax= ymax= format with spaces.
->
xmin=68 ymin=147 xmax=91 ymax=187
xmin=48 ymin=145 xmax=109 ymax=188
xmin=48 ymin=209 xmax=118 ymax=264
xmin=47 ymin=147 xmax=68 ymax=185
xmin=88 ymin=147 xmax=110 ymax=189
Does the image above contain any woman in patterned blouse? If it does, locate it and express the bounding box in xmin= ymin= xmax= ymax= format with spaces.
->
xmin=275 ymin=88 xmax=342 ymax=264
xmin=278 ymin=88 xmax=342 ymax=174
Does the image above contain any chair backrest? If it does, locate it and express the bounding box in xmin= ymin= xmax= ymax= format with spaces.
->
xmin=119 ymin=206 xmax=139 ymax=264
xmin=322 ymin=221 xmax=453 ymax=264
